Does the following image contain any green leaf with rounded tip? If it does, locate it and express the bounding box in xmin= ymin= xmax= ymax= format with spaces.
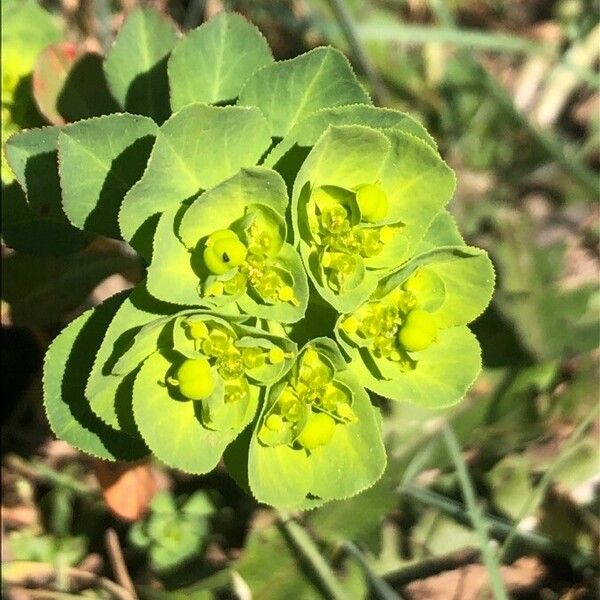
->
xmin=111 ymin=316 xmax=173 ymax=375
xmin=378 ymin=130 xmax=456 ymax=260
xmin=237 ymin=243 xmax=308 ymax=323
xmin=4 ymin=126 xmax=91 ymax=250
xmin=238 ymin=47 xmax=371 ymax=137
xmin=32 ymin=42 xmax=80 ymax=125
xmin=43 ymin=296 xmax=148 ymax=461
xmin=86 ymin=284 xmax=178 ymax=431
xmin=168 ymin=12 xmax=273 ymax=110
xmin=414 ymin=210 xmax=464 ymax=254
xmin=146 ymin=204 xmax=202 ymax=306
xmin=178 ymin=167 xmax=288 ymax=249
xmin=347 ymin=326 xmax=482 ymax=408
xmin=248 ymin=363 xmax=385 ymax=508
xmin=103 ymin=7 xmax=179 ymax=124
xmin=378 ymin=246 xmax=495 ymax=328
xmin=58 ymin=114 xmax=157 ymax=238
xmin=132 ymin=350 xmax=257 ymax=474
xmin=119 ymin=105 xmax=272 ymax=248
xmin=263 ymin=105 xmax=436 ymax=185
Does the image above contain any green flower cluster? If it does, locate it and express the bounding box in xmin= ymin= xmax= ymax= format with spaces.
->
xmin=9 ymin=8 xmax=497 ymax=509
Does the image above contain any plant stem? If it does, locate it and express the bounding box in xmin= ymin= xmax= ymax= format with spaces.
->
xmin=400 ymin=483 xmax=593 ymax=565
xmin=342 ymin=540 xmax=404 ymax=599
xmin=324 ymin=0 xmax=389 ymax=105
xmin=442 ymin=424 xmax=509 ymax=600
xmin=278 ymin=511 xmax=348 ymax=600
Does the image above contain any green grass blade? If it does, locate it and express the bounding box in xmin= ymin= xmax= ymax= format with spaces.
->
xmin=357 ymin=22 xmax=553 ymax=56
xmin=442 ymin=424 xmax=509 ymax=600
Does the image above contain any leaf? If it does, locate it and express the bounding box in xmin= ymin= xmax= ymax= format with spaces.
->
xmin=414 ymin=210 xmax=464 ymax=253
xmin=86 ymin=284 xmax=178 ymax=432
xmin=119 ymin=104 xmax=271 ymax=248
xmin=55 ymin=53 xmax=120 ymax=122
xmin=1 ymin=181 xmax=87 ymax=255
xmin=378 ymin=130 xmax=456 ymax=259
xmin=32 ymin=42 xmax=80 ymax=125
xmin=146 ymin=204 xmax=202 ymax=306
xmin=93 ymin=459 xmax=160 ymax=522
xmin=1 ymin=250 xmax=139 ymax=326
xmin=308 ymin=470 xmax=398 ymax=552
xmin=132 ymin=350 xmax=257 ymax=474
xmin=264 ymin=104 xmax=436 ymax=186
xmin=58 ymin=113 xmax=157 ymax=238
xmin=349 ymin=326 xmax=482 ymax=408
xmin=4 ymin=126 xmax=90 ymax=252
xmin=104 ymin=7 xmax=179 ymax=124
xmin=379 ymin=246 xmax=495 ymax=328
xmin=43 ymin=296 xmax=148 ymax=461
xmin=178 ymin=167 xmax=288 ymax=249
xmin=168 ymin=12 xmax=272 ymax=111
xmin=238 ymin=47 xmax=371 ymax=137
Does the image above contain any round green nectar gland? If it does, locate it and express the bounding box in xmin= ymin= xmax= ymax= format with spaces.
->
xmin=297 ymin=412 xmax=336 ymax=450
xmin=203 ymin=230 xmax=247 ymax=275
xmin=171 ymin=358 xmax=215 ymax=400
xmin=398 ymin=309 xmax=437 ymax=352
xmin=355 ymin=183 xmax=388 ymax=223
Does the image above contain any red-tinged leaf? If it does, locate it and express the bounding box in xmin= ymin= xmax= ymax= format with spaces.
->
xmin=93 ymin=459 xmax=163 ymax=522
xmin=33 ymin=42 xmax=81 ymax=125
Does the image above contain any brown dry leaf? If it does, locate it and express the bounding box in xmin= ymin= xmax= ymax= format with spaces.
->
xmin=1 ymin=505 xmax=39 ymax=529
xmin=93 ymin=459 xmax=162 ymax=522
xmin=404 ymin=556 xmax=548 ymax=600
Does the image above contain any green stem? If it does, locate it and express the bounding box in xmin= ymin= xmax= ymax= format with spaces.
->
xmin=400 ymin=483 xmax=593 ymax=565
xmin=442 ymin=424 xmax=509 ymax=600
xmin=324 ymin=0 xmax=389 ymax=105
xmin=278 ymin=511 xmax=348 ymax=600
xmin=342 ymin=541 xmax=404 ymax=599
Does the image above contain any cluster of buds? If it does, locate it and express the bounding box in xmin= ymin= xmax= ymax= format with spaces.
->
xmin=341 ymin=267 xmax=441 ymax=370
xmin=259 ymin=347 xmax=357 ymax=451
xmin=166 ymin=316 xmax=293 ymax=428
xmin=307 ymin=184 xmax=403 ymax=293
xmin=201 ymin=207 xmax=298 ymax=306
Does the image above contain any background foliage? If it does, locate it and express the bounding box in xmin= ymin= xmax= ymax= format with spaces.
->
xmin=1 ymin=0 xmax=598 ymax=598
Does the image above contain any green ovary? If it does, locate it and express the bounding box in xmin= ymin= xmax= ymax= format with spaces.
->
xmin=309 ymin=185 xmax=401 ymax=293
xmin=203 ymin=230 xmax=248 ymax=275
xmin=258 ymin=347 xmax=357 ymax=451
xmin=173 ymin=358 xmax=215 ymax=400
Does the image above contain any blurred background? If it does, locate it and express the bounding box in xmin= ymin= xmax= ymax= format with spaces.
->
xmin=1 ymin=0 xmax=599 ymax=598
